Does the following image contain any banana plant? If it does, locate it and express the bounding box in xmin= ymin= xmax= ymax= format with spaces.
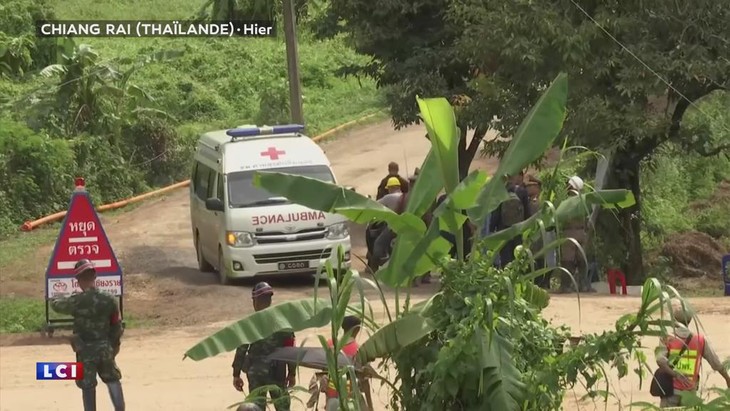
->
xmin=184 ymin=73 xmax=640 ymax=410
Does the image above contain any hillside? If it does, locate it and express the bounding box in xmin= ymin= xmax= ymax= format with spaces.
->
xmin=0 ymin=0 xmax=385 ymax=236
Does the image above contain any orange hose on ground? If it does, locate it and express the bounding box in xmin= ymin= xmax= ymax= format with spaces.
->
xmin=19 ymin=114 xmax=380 ymax=232
xmin=310 ymin=113 xmax=377 ymax=143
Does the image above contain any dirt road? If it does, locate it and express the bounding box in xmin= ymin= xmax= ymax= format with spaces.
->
xmin=1 ymin=296 xmax=728 ymax=410
xmin=1 ymin=121 xmax=728 ymax=410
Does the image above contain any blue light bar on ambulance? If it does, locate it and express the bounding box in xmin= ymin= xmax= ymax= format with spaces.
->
xmin=226 ymin=124 xmax=305 ymax=138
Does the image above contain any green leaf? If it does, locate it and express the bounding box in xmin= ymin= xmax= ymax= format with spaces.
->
xmin=520 ymin=278 xmax=551 ymax=310
xmin=355 ymin=313 xmax=435 ymax=364
xmin=469 ymin=72 xmax=569 ymax=224
xmin=552 ymin=189 xmax=635 ymax=224
xmin=253 ymin=172 xmax=423 ymax=235
xmin=405 ymin=149 xmax=445 ymax=217
xmin=448 ymin=170 xmax=488 ymax=209
xmin=416 ymin=97 xmax=460 ymax=194
xmin=183 ymin=299 xmax=333 ymax=361
xmin=377 ymin=219 xmax=452 ymax=287
xmin=476 ymin=329 xmax=526 ymax=410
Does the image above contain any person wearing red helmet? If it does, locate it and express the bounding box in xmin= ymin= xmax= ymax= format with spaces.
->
xmin=232 ymin=282 xmax=296 ymax=411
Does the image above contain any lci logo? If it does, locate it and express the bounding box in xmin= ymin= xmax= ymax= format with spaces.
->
xmin=36 ymin=362 xmax=84 ymax=380
xmin=52 ymin=281 xmax=68 ymax=292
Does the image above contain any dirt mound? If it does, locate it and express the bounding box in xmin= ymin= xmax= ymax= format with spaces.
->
xmin=661 ymin=231 xmax=727 ymax=279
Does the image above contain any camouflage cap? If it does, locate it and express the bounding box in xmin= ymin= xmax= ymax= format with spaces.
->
xmin=74 ymin=259 xmax=96 ymax=279
xmin=252 ymin=282 xmax=274 ymax=299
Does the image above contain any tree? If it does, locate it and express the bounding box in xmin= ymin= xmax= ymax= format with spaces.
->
xmin=329 ymin=0 xmax=729 ymax=283
xmin=329 ymin=0 xmax=493 ymax=179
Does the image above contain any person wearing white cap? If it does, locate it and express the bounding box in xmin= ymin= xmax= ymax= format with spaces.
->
xmin=654 ymin=302 xmax=730 ymax=407
xmin=557 ymin=175 xmax=595 ymax=293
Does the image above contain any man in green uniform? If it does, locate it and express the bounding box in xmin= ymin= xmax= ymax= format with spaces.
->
xmin=50 ymin=259 xmax=125 ymax=411
xmin=232 ymin=282 xmax=296 ymax=411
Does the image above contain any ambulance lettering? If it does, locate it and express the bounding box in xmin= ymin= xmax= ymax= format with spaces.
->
xmin=252 ymin=211 xmax=326 ymax=225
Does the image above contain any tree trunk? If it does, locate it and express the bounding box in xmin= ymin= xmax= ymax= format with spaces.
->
xmin=458 ymin=128 xmax=486 ymax=180
xmin=611 ymin=151 xmax=645 ymax=285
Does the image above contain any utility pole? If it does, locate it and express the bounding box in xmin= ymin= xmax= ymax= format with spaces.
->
xmin=282 ymin=0 xmax=304 ymax=125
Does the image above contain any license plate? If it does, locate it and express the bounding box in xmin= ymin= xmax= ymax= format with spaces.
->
xmin=278 ymin=261 xmax=310 ymax=270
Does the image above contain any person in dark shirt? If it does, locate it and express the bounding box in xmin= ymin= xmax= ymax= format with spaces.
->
xmin=376 ymin=162 xmax=409 ymax=200
xmin=489 ymin=172 xmax=530 ymax=268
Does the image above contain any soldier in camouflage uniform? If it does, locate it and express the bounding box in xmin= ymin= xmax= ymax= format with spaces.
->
xmin=50 ymin=259 xmax=125 ymax=411
xmin=232 ymin=282 xmax=296 ymax=411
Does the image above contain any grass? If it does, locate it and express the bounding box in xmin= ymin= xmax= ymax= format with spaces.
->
xmin=0 ymin=297 xmax=148 ymax=333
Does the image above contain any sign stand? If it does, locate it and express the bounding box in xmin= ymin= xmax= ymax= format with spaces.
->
xmin=42 ymin=178 xmax=124 ymax=337
xmin=722 ymin=254 xmax=730 ymax=297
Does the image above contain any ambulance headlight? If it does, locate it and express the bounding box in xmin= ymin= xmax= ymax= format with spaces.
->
xmin=226 ymin=231 xmax=255 ymax=247
xmin=325 ymin=223 xmax=349 ymax=240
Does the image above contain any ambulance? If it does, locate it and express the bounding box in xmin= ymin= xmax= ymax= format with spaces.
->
xmin=189 ymin=124 xmax=351 ymax=284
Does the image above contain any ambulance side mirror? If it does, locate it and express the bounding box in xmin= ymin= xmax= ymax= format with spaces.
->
xmin=205 ymin=198 xmax=224 ymax=212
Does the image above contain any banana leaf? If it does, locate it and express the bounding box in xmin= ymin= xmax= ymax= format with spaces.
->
xmin=355 ymin=313 xmax=436 ymax=364
xmin=252 ymin=173 xmax=424 ymax=235
xmin=416 ymin=97 xmax=460 ymax=195
xmin=476 ymin=329 xmax=526 ymax=410
xmin=469 ymin=72 xmax=569 ymax=225
xmin=378 ymin=170 xmax=487 ymax=287
xmin=405 ymin=149 xmax=445 ymax=217
xmin=184 ymin=299 xmax=334 ymax=361
xmin=376 ymin=223 xmax=453 ymax=288
xmin=550 ymin=189 xmax=636 ymax=225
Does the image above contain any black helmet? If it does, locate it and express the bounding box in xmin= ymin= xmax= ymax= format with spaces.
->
xmin=74 ymin=259 xmax=96 ymax=278
xmin=252 ymin=282 xmax=274 ymax=299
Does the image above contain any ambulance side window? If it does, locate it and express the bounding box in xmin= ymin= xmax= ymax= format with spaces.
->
xmin=206 ymin=169 xmax=216 ymax=199
xmin=194 ymin=162 xmax=211 ymax=200
xmin=216 ymin=173 xmax=224 ymax=200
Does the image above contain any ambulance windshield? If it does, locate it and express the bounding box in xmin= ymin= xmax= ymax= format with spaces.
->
xmin=227 ymin=165 xmax=335 ymax=207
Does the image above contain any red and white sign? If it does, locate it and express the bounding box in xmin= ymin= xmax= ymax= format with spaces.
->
xmin=45 ymin=185 xmax=122 ymax=298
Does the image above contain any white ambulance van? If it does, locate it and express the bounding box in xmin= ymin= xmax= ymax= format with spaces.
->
xmin=189 ymin=124 xmax=351 ymax=284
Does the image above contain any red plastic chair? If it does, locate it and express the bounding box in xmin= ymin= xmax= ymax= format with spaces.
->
xmin=607 ymin=268 xmax=627 ymax=295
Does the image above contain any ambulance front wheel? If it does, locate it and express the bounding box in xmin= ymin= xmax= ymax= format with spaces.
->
xmin=195 ymin=232 xmax=214 ymax=273
xmin=218 ymin=247 xmax=232 ymax=286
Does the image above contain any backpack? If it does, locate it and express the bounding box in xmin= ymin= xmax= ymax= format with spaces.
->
xmin=500 ymin=191 xmax=525 ymax=227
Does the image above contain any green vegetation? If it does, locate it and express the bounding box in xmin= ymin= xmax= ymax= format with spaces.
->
xmin=0 ymin=0 xmax=385 ymax=238
xmin=323 ymin=0 xmax=729 ymax=285
xmin=0 ymin=296 xmax=145 ymax=333
xmin=184 ymin=78 xmax=730 ymax=409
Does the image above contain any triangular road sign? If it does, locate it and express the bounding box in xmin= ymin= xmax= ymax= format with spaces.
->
xmin=45 ymin=187 xmax=122 ymax=297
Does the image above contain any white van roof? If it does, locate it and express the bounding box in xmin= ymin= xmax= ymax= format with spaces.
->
xmin=197 ymin=125 xmax=331 ymax=174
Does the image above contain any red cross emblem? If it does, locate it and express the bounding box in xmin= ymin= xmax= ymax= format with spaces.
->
xmin=260 ymin=147 xmax=285 ymax=160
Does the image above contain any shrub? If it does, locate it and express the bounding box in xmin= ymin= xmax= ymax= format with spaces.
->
xmin=0 ymin=118 xmax=75 ymax=226
xmin=0 ymin=0 xmax=58 ymax=76
xmin=72 ymin=133 xmax=148 ymax=205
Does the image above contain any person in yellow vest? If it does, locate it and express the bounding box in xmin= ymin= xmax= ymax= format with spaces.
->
xmin=655 ymin=303 xmax=730 ymax=408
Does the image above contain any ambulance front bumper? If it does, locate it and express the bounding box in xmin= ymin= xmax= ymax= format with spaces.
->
xmin=222 ymin=237 xmax=352 ymax=278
